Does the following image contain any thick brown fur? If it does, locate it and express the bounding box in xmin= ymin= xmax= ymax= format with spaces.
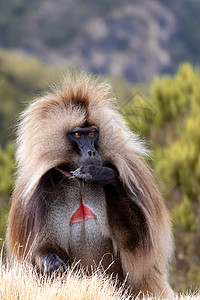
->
xmin=7 ymin=71 xmax=173 ymax=298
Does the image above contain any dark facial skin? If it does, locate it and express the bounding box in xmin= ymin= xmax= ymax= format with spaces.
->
xmin=67 ymin=126 xmax=118 ymax=187
xmin=68 ymin=126 xmax=102 ymax=167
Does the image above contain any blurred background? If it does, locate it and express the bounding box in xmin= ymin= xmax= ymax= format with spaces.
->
xmin=0 ymin=0 xmax=200 ymax=293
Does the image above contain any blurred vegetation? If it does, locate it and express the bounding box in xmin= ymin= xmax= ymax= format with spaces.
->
xmin=0 ymin=49 xmax=200 ymax=292
xmin=0 ymin=0 xmax=123 ymax=49
xmin=0 ymin=143 xmax=15 ymax=239
xmin=0 ymin=48 xmax=59 ymax=146
xmin=1 ymin=0 xmax=200 ymax=78
xmin=124 ymin=63 xmax=200 ymax=291
xmin=0 ymin=143 xmax=15 ymax=196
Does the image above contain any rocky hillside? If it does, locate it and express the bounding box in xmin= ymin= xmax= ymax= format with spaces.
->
xmin=0 ymin=0 xmax=200 ymax=82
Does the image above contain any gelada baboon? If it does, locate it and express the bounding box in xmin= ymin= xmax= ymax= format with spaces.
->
xmin=7 ymin=71 xmax=173 ymax=297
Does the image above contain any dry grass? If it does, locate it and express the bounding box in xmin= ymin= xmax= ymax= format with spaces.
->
xmin=0 ymin=258 xmax=130 ymax=300
xmin=0 ymin=257 xmax=199 ymax=300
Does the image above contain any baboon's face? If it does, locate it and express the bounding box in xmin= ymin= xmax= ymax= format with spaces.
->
xmin=67 ymin=125 xmax=102 ymax=168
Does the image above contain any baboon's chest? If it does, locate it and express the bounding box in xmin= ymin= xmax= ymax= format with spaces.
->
xmin=67 ymin=180 xmax=113 ymax=266
xmin=48 ymin=179 xmax=113 ymax=267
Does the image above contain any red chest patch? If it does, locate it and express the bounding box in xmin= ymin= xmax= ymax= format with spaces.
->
xmin=70 ymin=196 xmax=96 ymax=224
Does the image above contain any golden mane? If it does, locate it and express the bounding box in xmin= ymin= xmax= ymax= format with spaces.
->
xmin=11 ymin=71 xmax=173 ymax=294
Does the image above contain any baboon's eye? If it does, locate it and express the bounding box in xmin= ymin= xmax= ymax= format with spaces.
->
xmin=89 ymin=129 xmax=96 ymax=137
xmin=74 ymin=132 xmax=81 ymax=138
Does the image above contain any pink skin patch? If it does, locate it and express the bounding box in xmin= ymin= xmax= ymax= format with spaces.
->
xmin=70 ymin=196 xmax=96 ymax=224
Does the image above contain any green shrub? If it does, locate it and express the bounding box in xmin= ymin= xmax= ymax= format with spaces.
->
xmin=125 ymin=63 xmax=200 ymax=291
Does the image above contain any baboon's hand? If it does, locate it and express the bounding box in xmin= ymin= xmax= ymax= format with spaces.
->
xmin=40 ymin=252 xmax=67 ymax=275
xmin=71 ymin=165 xmax=117 ymax=186
xmin=71 ymin=167 xmax=92 ymax=180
